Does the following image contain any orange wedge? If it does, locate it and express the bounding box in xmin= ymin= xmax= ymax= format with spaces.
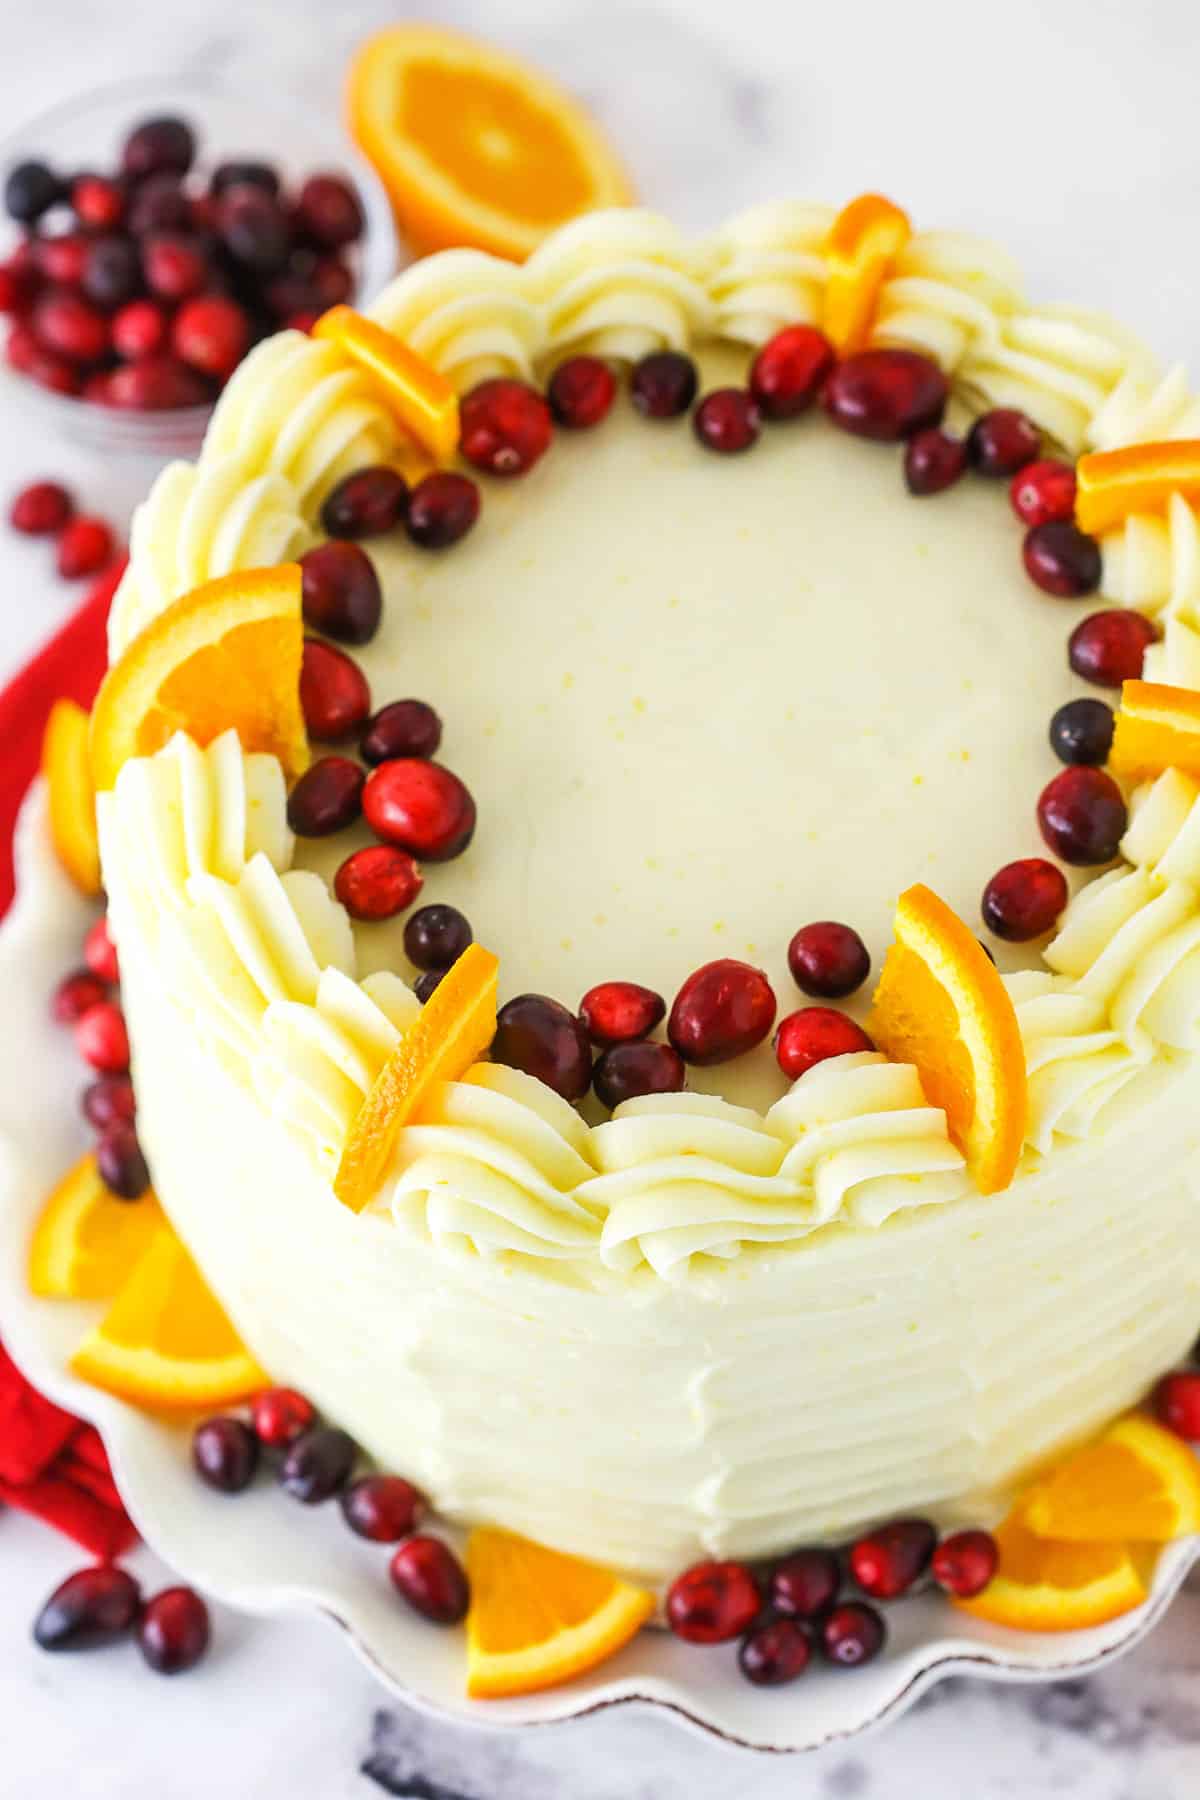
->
xmin=29 ymin=1152 xmax=162 ymax=1301
xmin=823 ymin=193 xmax=911 ymax=353
xmin=313 ymin=306 xmax=458 ymax=468
xmin=334 ymin=943 xmax=499 ymax=1212
xmin=1075 ymin=440 xmax=1200 ymax=536
xmin=42 ymin=698 xmax=101 ymax=895
xmin=465 ymin=1527 xmax=654 ymax=1698
xmin=1109 ymin=678 xmax=1200 ymax=782
xmin=89 ymin=566 xmax=307 ymax=793
xmin=1023 ymin=1414 xmax=1200 ymax=1544
xmin=347 ymin=23 xmax=633 ymax=261
xmin=868 ymin=883 xmax=1027 ymax=1194
xmin=71 ymin=1220 xmax=266 ymax=1410
xmin=952 ymin=1502 xmax=1147 ymax=1633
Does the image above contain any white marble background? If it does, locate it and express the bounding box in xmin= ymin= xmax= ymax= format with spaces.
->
xmin=2 ymin=0 xmax=1200 ymax=1793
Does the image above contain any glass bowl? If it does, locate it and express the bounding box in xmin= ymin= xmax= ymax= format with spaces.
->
xmin=0 ymin=72 xmax=401 ymax=463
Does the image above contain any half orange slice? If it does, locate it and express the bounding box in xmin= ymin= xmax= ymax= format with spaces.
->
xmin=1075 ymin=439 xmax=1200 ymax=536
xmin=1023 ymin=1414 xmax=1200 ymax=1544
xmin=42 ymin=698 xmax=101 ymax=895
xmin=823 ymin=193 xmax=911 ymax=353
xmin=1109 ymin=678 xmax=1200 ymax=783
xmin=29 ymin=1152 xmax=162 ymax=1301
xmin=953 ymin=1503 xmax=1147 ymax=1633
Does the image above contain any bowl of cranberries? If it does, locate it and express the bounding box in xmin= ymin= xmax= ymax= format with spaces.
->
xmin=0 ymin=74 xmax=398 ymax=457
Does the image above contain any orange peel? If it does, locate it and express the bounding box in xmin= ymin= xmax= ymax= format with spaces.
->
xmin=823 ymin=192 xmax=911 ymax=354
xmin=29 ymin=1152 xmax=162 ymax=1301
xmin=1075 ymin=439 xmax=1200 ymax=536
xmin=1109 ymin=678 xmax=1200 ymax=782
xmin=42 ymin=697 xmax=101 ymax=895
xmin=313 ymin=305 xmax=459 ymax=469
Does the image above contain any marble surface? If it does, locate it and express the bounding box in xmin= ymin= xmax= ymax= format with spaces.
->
xmin=3 ymin=0 xmax=1200 ymax=1793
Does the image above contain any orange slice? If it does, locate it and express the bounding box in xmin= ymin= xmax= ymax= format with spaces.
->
xmin=42 ymin=698 xmax=101 ymax=895
xmin=334 ymin=943 xmax=499 ymax=1212
xmin=313 ymin=306 xmax=458 ymax=469
xmin=1075 ymin=439 xmax=1200 ymax=536
xmin=89 ymin=566 xmax=307 ymax=793
xmin=823 ymin=193 xmax=911 ymax=353
xmin=346 ymin=23 xmax=633 ymax=261
xmin=465 ymin=1527 xmax=654 ymax=1698
xmin=868 ymin=883 xmax=1027 ymax=1194
xmin=1023 ymin=1414 xmax=1200 ymax=1544
xmin=71 ymin=1220 xmax=266 ymax=1410
xmin=1109 ymin=678 xmax=1200 ymax=782
xmin=29 ymin=1152 xmax=162 ymax=1301
xmin=952 ymin=1503 xmax=1147 ymax=1633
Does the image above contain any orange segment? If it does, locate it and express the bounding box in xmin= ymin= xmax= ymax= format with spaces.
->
xmin=953 ymin=1502 xmax=1147 ymax=1632
xmin=465 ymin=1527 xmax=654 ymax=1698
xmin=868 ymin=883 xmax=1027 ymax=1194
xmin=1109 ymin=678 xmax=1200 ymax=782
xmin=89 ymin=566 xmax=307 ymax=793
xmin=313 ymin=306 xmax=458 ymax=468
xmin=1075 ymin=439 xmax=1200 ymax=536
xmin=347 ymin=24 xmax=633 ymax=261
xmin=29 ymin=1152 xmax=162 ymax=1300
xmin=334 ymin=943 xmax=499 ymax=1212
xmin=42 ymin=698 xmax=101 ymax=895
xmin=823 ymin=193 xmax=911 ymax=353
xmin=1023 ymin=1414 xmax=1200 ymax=1544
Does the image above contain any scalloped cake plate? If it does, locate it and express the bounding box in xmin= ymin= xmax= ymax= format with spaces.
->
xmin=2 ymin=781 xmax=1197 ymax=1755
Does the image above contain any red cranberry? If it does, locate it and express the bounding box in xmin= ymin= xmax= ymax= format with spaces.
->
xmin=693 ymin=387 xmax=761 ymax=453
xmin=36 ymin=234 xmax=88 ymax=287
xmin=172 ymin=296 xmax=250 ymax=381
xmin=251 ymin=1386 xmax=317 ymax=1448
xmin=81 ymin=236 xmax=142 ymax=310
xmin=389 ymin=1535 xmax=469 ymax=1625
xmin=414 ymin=970 xmax=445 ymax=1004
xmin=966 ymin=407 xmax=1040 ymax=476
xmin=406 ymin=470 xmax=480 ymax=549
xmin=282 ymin=309 xmax=320 ymax=335
xmin=1037 ymin=766 xmax=1127 ymax=865
xmin=122 ymin=115 xmax=195 ymax=180
xmin=334 ymin=844 xmax=423 ymax=921
xmin=362 ymin=760 xmax=476 ymax=861
xmin=211 ymin=160 xmax=280 ymax=198
xmin=126 ymin=173 xmax=191 ymax=236
xmin=1068 ymin=609 xmax=1156 ymax=687
xmin=362 ymin=699 xmax=442 ymax=764
xmin=341 ymin=1474 xmax=426 ymax=1542
xmin=300 ymin=542 xmax=382 ymax=646
xmin=5 ymin=160 xmax=62 ymax=224
xmin=1011 ymin=458 xmax=1077 ymax=527
xmin=192 ymin=1415 xmax=259 ymax=1492
xmin=137 ymin=1586 xmax=210 ymax=1675
xmin=403 ymin=902 xmax=472 ymax=970
xmin=103 ymin=356 xmax=209 ymax=410
xmin=1023 ymin=521 xmax=1101 ymax=597
xmin=33 ymin=1566 xmax=141 ymax=1652
xmin=10 ymin=479 xmax=73 ymax=535
xmin=823 ymin=349 xmax=948 ymax=441
xmin=848 ymin=1518 xmax=936 ymax=1599
xmin=771 ymin=1548 xmax=841 ymax=1619
xmin=930 ymin=1530 xmax=998 ymax=1599
xmin=579 ymin=980 xmax=666 ymax=1046
xmin=82 ymin=1074 xmax=137 ymax=1129
xmin=25 ymin=346 xmax=81 ymax=395
xmin=821 ymin=1602 xmax=886 ymax=1667
xmin=460 ymin=378 xmax=553 ymax=477
xmin=313 ymin=256 xmax=355 ymax=308
xmin=75 ymin=1001 xmax=130 ymax=1073
xmin=1049 ymin=696 xmax=1114 ymax=766
xmin=96 ymin=1121 xmax=150 ymax=1200
xmin=5 ymin=322 xmax=41 ymax=374
xmin=142 ymin=233 xmax=208 ymax=302
xmin=739 ymin=1616 xmax=812 ymax=1686
xmin=904 ymin=428 xmax=967 ymax=496
xmin=775 ymin=1007 xmax=872 ymax=1080
xmin=492 ymin=994 xmax=592 ymax=1100
xmin=71 ymin=175 xmax=125 ymax=231
xmin=286 ymin=757 xmax=364 ymax=837
xmin=787 ymin=921 xmax=870 ymax=998
xmin=300 ymin=639 xmax=372 ymax=740
xmin=593 ymin=1040 xmax=686 ymax=1109
xmin=320 ymin=467 xmax=408 ymax=540
xmin=547 ymin=354 xmax=616 ymax=428
xmin=631 ymin=350 xmax=698 ymax=419
xmin=668 ymin=960 xmax=776 ymax=1065
xmin=279 ymin=1426 xmax=356 ymax=1503
xmin=749 ymin=324 xmax=834 ymax=420
xmin=220 ymin=186 xmax=291 ymax=271
xmin=982 ymin=858 xmax=1069 ymax=942
xmin=0 ymin=258 xmax=40 ymax=316
xmin=84 ymin=915 xmax=119 ymax=984
xmin=56 ymin=516 xmax=115 ymax=579
xmin=52 ymin=968 xmax=107 ymax=1023
xmin=1152 ymin=1370 xmax=1200 ymax=1440
xmin=665 ymin=1559 xmax=761 ymax=1644
xmin=294 ymin=173 xmax=364 ymax=248
xmin=33 ymin=289 xmax=110 ymax=363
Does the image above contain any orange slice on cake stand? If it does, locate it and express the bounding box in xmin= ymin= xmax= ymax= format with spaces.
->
xmin=952 ymin=1503 xmax=1148 ymax=1633
xmin=29 ymin=1152 xmax=162 ymax=1300
xmin=42 ymin=698 xmax=101 ymax=895
xmin=1109 ymin=678 xmax=1200 ymax=782
xmin=1022 ymin=1414 xmax=1200 ymax=1544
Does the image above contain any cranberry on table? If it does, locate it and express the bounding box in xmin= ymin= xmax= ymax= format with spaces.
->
xmin=96 ymin=1121 xmax=150 ymax=1201
xmin=748 ymin=323 xmax=834 ymax=420
xmin=300 ymin=541 xmax=383 ymax=646
xmin=300 ymin=638 xmax=372 ymax=740
xmin=460 ymin=378 xmax=553 ymax=477
xmin=1037 ymin=766 xmax=1127 ymax=865
xmin=668 ymin=959 xmax=776 ymax=1065
xmin=137 ymin=1586 xmax=211 ymax=1675
xmin=142 ymin=233 xmax=208 ymax=302
xmin=82 ymin=1074 xmax=137 ymax=1130
xmin=848 ymin=1518 xmax=936 ymax=1599
xmin=320 ymin=467 xmax=409 ymax=540
xmin=33 ymin=289 xmax=110 ymax=364
xmin=75 ymin=1001 xmax=130 ymax=1073
xmin=775 ymin=1007 xmax=873 ymax=1080
xmin=122 ymin=115 xmax=195 ymax=180
xmin=930 ymin=1530 xmax=998 ymax=1599
xmin=966 ymin=407 xmax=1040 ymax=476
xmin=821 ymin=1601 xmax=886 ymax=1668
xmin=631 ymin=350 xmax=698 ymax=419
xmin=1011 ymin=458 xmax=1077 ymax=527
xmin=71 ymin=174 xmax=125 ymax=231
xmin=1068 ymin=609 xmax=1156 ymax=687
xmin=102 ymin=356 xmax=210 ymax=410
xmin=5 ymin=159 xmax=62 ymax=223
xmin=33 ymin=1566 xmax=141 ymax=1653
xmin=822 ymin=349 xmax=948 ymax=442
xmin=771 ymin=1548 xmax=841 ymax=1619
xmin=10 ymin=479 xmax=73 ymax=535
xmin=334 ymin=844 xmax=423 ymax=921
xmin=404 ymin=902 xmax=472 ymax=971
xmin=52 ymin=968 xmax=107 ymax=1024
xmin=981 ymin=858 xmax=1069 ymax=942
xmin=547 ymin=354 xmax=616 ymax=428
xmin=787 ymin=921 xmax=870 ymax=998
xmin=1152 ymin=1370 xmax=1200 ymax=1441
xmin=84 ymin=915 xmax=119 ymax=985
xmin=1023 ymin=520 xmax=1101 ymax=598
xmin=390 ymin=1535 xmax=470 ymax=1625
xmin=593 ymin=1041 xmax=686 ymax=1109
xmin=172 ymin=296 xmax=251 ymax=381
xmin=738 ymin=1616 xmax=812 ymax=1686
xmin=279 ymin=1426 xmax=357 ymax=1503
xmin=81 ymin=236 xmax=142 ymax=310
xmin=665 ymin=1559 xmax=761 ymax=1645
xmin=579 ymin=980 xmax=666 ymax=1047
xmin=904 ymin=428 xmax=967 ymax=496
xmin=286 ymin=756 xmax=365 ymax=838
xmin=57 ymin=514 xmax=114 ymax=580
xmin=405 ymin=470 xmax=480 ymax=549
xmin=362 ymin=699 xmax=442 ymax=765
xmin=362 ymin=759 xmax=476 ymax=861
xmin=491 ymin=994 xmax=593 ymax=1101
xmin=251 ymin=1386 xmax=317 ymax=1449
xmin=693 ymin=388 xmax=761 ymax=454
xmin=294 ymin=173 xmax=365 ymax=248
xmin=341 ymin=1474 xmax=427 ymax=1543
xmin=1049 ymin=696 xmax=1114 ymax=766
xmin=192 ymin=1415 xmax=259 ymax=1493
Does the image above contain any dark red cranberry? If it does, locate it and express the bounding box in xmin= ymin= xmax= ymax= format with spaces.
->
xmin=192 ymin=1416 xmax=259 ymax=1493
xmin=82 ymin=1074 xmax=137 ymax=1130
xmin=312 ymin=256 xmax=355 ymax=308
xmin=57 ymin=516 xmax=115 ymax=578
xmin=81 ymin=236 xmax=142 ymax=310
xmin=460 ymin=378 xmax=553 ymax=477
xmin=362 ymin=699 xmax=442 ymax=765
xmin=5 ymin=322 xmax=41 ymax=374
xmin=219 ymin=186 xmax=292 ymax=274
xmin=71 ymin=175 xmax=125 ymax=231
xmin=127 ymin=173 xmax=192 ymax=235
xmin=389 ymin=1535 xmax=469 ymax=1624
xmin=341 ymin=1474 xmax=426 ymax=1542
xmin=10 ymin=479 xmax=73 ymax=535
xmin=33 ymin=289 xmax=110 ymax=363
xmin=282 ymin=309 xmax=320 ymax=335
xmin=112 ymin=298 xmax=170 ymax=361
xmin=593 ymin=1040 xmax=686 ymax=1109
xmin=904 ymin=428 xmax=967 ymax=496
xmin=286 ymin=756 xmax=364 ymax=837
xmin=362 ymin=760 xmax=476 ymax=860
xmin=35 ymin=234 xmax=88 ymax=287
xmin=96 ymin=1121 xmax=150 ymax=1200
xmin=630 ymin=350 xmax=698 ymax=419
xmin=1152 ymin=1370 xmax=1200 ymax=1440
xmin=547 ymin=354 xmax=616 ymax=428
xmin=579 ymin=980 xmax=666 ymax=1046
xmin=137 ymin=1586 xmax=210 ymax=1674
xmin=279 ymin=1426 xmax=356 ymax=1503
xmin=122 ymin=116 xmax=195 ymax=180
xmin=300 ymin=541 xmax=383 ymax=646
xmin=52 ymin=968 xmax=107 ymax=1023
xmin=84 ymin=915 xmax=119 ymax=984
xmin=787 ymin=921 xmax=870 ymax=998
xmin=334 ymin=844 xmax=423 ymax=921
xmin=739 ymin=1616 xmax=811 ymax=1686
xmin=211 ymin=160 xmax=280 ymax=198
xmin=821 ymin=1602 xmax=886 ymax=1667
xmin=1068 ymin=609 xmax=1156 ymax=687
xmin=668 ymin=960 xmax=776 ymax=1065
xmin=749 ymin=324 xmax=834 ymax=420
xmin=771 ymin=1548 xmax=841 ymax=1619
xmin=966 ymin=407 xmax=1040 ymax=475
xmin=930 ymin=1530 xmax=998 ymax=1598
xmin=172 ymin=296 xmax=251 ymax=381
xmin=823 ymin=349 xmax=948 ymax=441
xmin=320 ymin=467 xmax=408 ymax=540
xmin=0 ymin=258 xmax=40 ymax=316
xmin=33 ymin=1566 xmax=141 ymax=1652
xmin=403 ymin=902 xmax=472 ymax=970
xmin=294 ymin=173 xmax=364 ymax=248
xmin=1011 ymin=458 xmax=1076 ymax=527
xmin=414 ymin=970 xmax=444 ymax=1004
xmin=102 ymin=356 xmax=209 ymax=410
xmin=1023 ymin=521 xmax=1101 ymax=597
xmin=405 ymin=470 xmax=480 ymax=549
xmin=849 ymin=1518 xmax=936 ymax=1599
xmin=300 ymin=638 xmax=372 ymax=739
xmin=251 ymin=1386 xmax=317 ymax=1448
xmin=982 ymin=858 xmax=1069 ymax=942
xmin=492 ymin=994 xmax=592 ymax=1100
xmin=142 ymin=233 xmax=208 ymax=302
xmin=693 ymin=388 xmax=761 ymax=453
xmin=1049 ymin=696 xmax=1114 ymax=766
xmin=775 ymin=1007 xmax=873 ymax=1079
xmin=1037 ymin=766 xmax=1127 ymax=865
xmin=5 ymin=160 xmax=62 ymax=224
xmin=665 ymin=1560 xmax=761 ymax=1644
xmin=24 ymin=345 xmax=81 ymax=395
xmin=75 ymin=1001 xmax=129 ymax=1073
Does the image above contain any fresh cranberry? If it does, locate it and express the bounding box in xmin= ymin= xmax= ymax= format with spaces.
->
xmin=821 ymin=1602 xmax=886 ymax=1667
xmin=102 ymin=356 xmax=210 ymax=410
xmin=300 ymin=542 xmax=382 ymax=646
xmin=142 ymin=234 xmax=208 ymax=302
xmin=403 ymin=902 xmax=472 ymax=970
xmin=967 ymin=407 xmax=1040 ymax=476
xmin=1011 ymin=458 xmax=1076 ymax=527
xmin=579 ymin=980 xmax=666 ymax=1046
xmin=36 ymin=234 xmax=88 ymax=287
xmin=52 ymin=968 xmax=107 ymax=1023
xmin=33 ymin=1566 xmax=141 ymax=1652
xmin=593 ymin=1040 xmax=686 ymax=1109
xmin=930 ymin=1530 xmax=998 ymax=1598
xmin=137 ymin=1586 xmax=210 ymax=1674
xmin=362 ymin=700 xmax=442 ymax=765
xmin=122 ymin=115 xmax=195 ymax=179
xmin=389 ymin=1535 xmax=469 ymax=1624
xmin=294 ymin=173 xmax=364 ymax=248
xmin=56 ymin=516 xmax=115 ymax=578
xmin=251 ymin=1387 xmax=317 ymax=1448
xmin=5 ymin=159 xmax=62 ymax=224
xmin=982 ymin=858 xmax=1069 ymax=941
xmin=749 ymin=324 xmax=834 ymax=420
xmin=630 ymin=350 xmax=698 ymax=419
xmin=1037 ymin=766 xmax=1127 ymax=865
xmin=111 ymin=298 xmax=168 ymax=360
xmin=211 ymin=160 xmax=280 ymax=197
xmin=83 ymin=916 xmax=119 ymax=985
xmin=849 ymin=1518 xmax=936 ymax=1599
xmin=693 ymin=388 xmax=761 ymax=453
xmin=300 ymin=639 xmax=371 ymax=740
xmin=286 ymin=757 xmax=364 ymax=837
xmin=414 ymin=970 xmax=445 ymax=1004
xmin=547 ymin=354 xmax=616 ymax=428
xmin=362 ymin=760 xmax=476 ymax=861
xmin=771 ymin=1548 xmax=841 ymax=1619
xmin=281 ymin=309 xmax=320 ymax=335
xmin=775 ymin=1007 xmax=872 ymax=1080
xmin=33 ymin=289 xmax=110 ymax=363
xmin=405 ymin=471 xmax=480 ymax=549
xmin=312 ymin=256 xmax=355 ymax=308
xmin=0 ymin=258 xmax=39 ymax=316
xmin=668 ymin=960 xmax=776 ymax=1065
xmin=1023 ymin=521 xmax=1101 ymax=597
xmin=82 ymin=1075 xmax=137 ymax=1130
xmin=320 ymin=467 xmax=408 ymax=540
xmin=739 ymin=1617 xmax=811 ymax=1686
xmin=127 ymin=174 xmax=192 ymax=235
xmin=341 ymin=1474 xmax=426 ymax=1542
xmin=823 ymin=349 xmax=948 ymax=441
xmin=787 ymin=921 xmax=870 ymax=998
xmin=96 ymin=1121 xmax=150 ymax=1200
xmin=71 ymin=174 xmax=125 ymax=231
xmin=334 ymin=844 xmax=423 ymax=921
xmin=904 ymin=428 xmax=967 ymax=496
xmin=1068 ymin=609 xmax=1156 ymax=687
xmin=24 ymin=345 xmax=81 ymax=395
xmin=10 ymin=479 xmax=73 ymax=535
xmin=1152 ymin=1370 xmax=1200 ymax=1440
xmin=81 ymin=236 xmax=141 ymax=310
xmin=1049 ymin=696 xmax=1114 ymax=766
xmin=492 ymin=994 xmax=592 ymax=1100
xmin=172 ymin=296 xmax=250 ymax=381
xmin=5 ymin=322 xmax=41 ymax=374
xmin=75 ymin=1001 xmax=129 ymax=1073
xmin=192 ymin=1416 xmax=259 ymax=1492
xmin=460 ymin=379 xmax=553 ymax=477
xmin=279 ymin=1426 xmax=356 ymax=1503
xmin=665 ymin=1559 xmax=761 ymax=1644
